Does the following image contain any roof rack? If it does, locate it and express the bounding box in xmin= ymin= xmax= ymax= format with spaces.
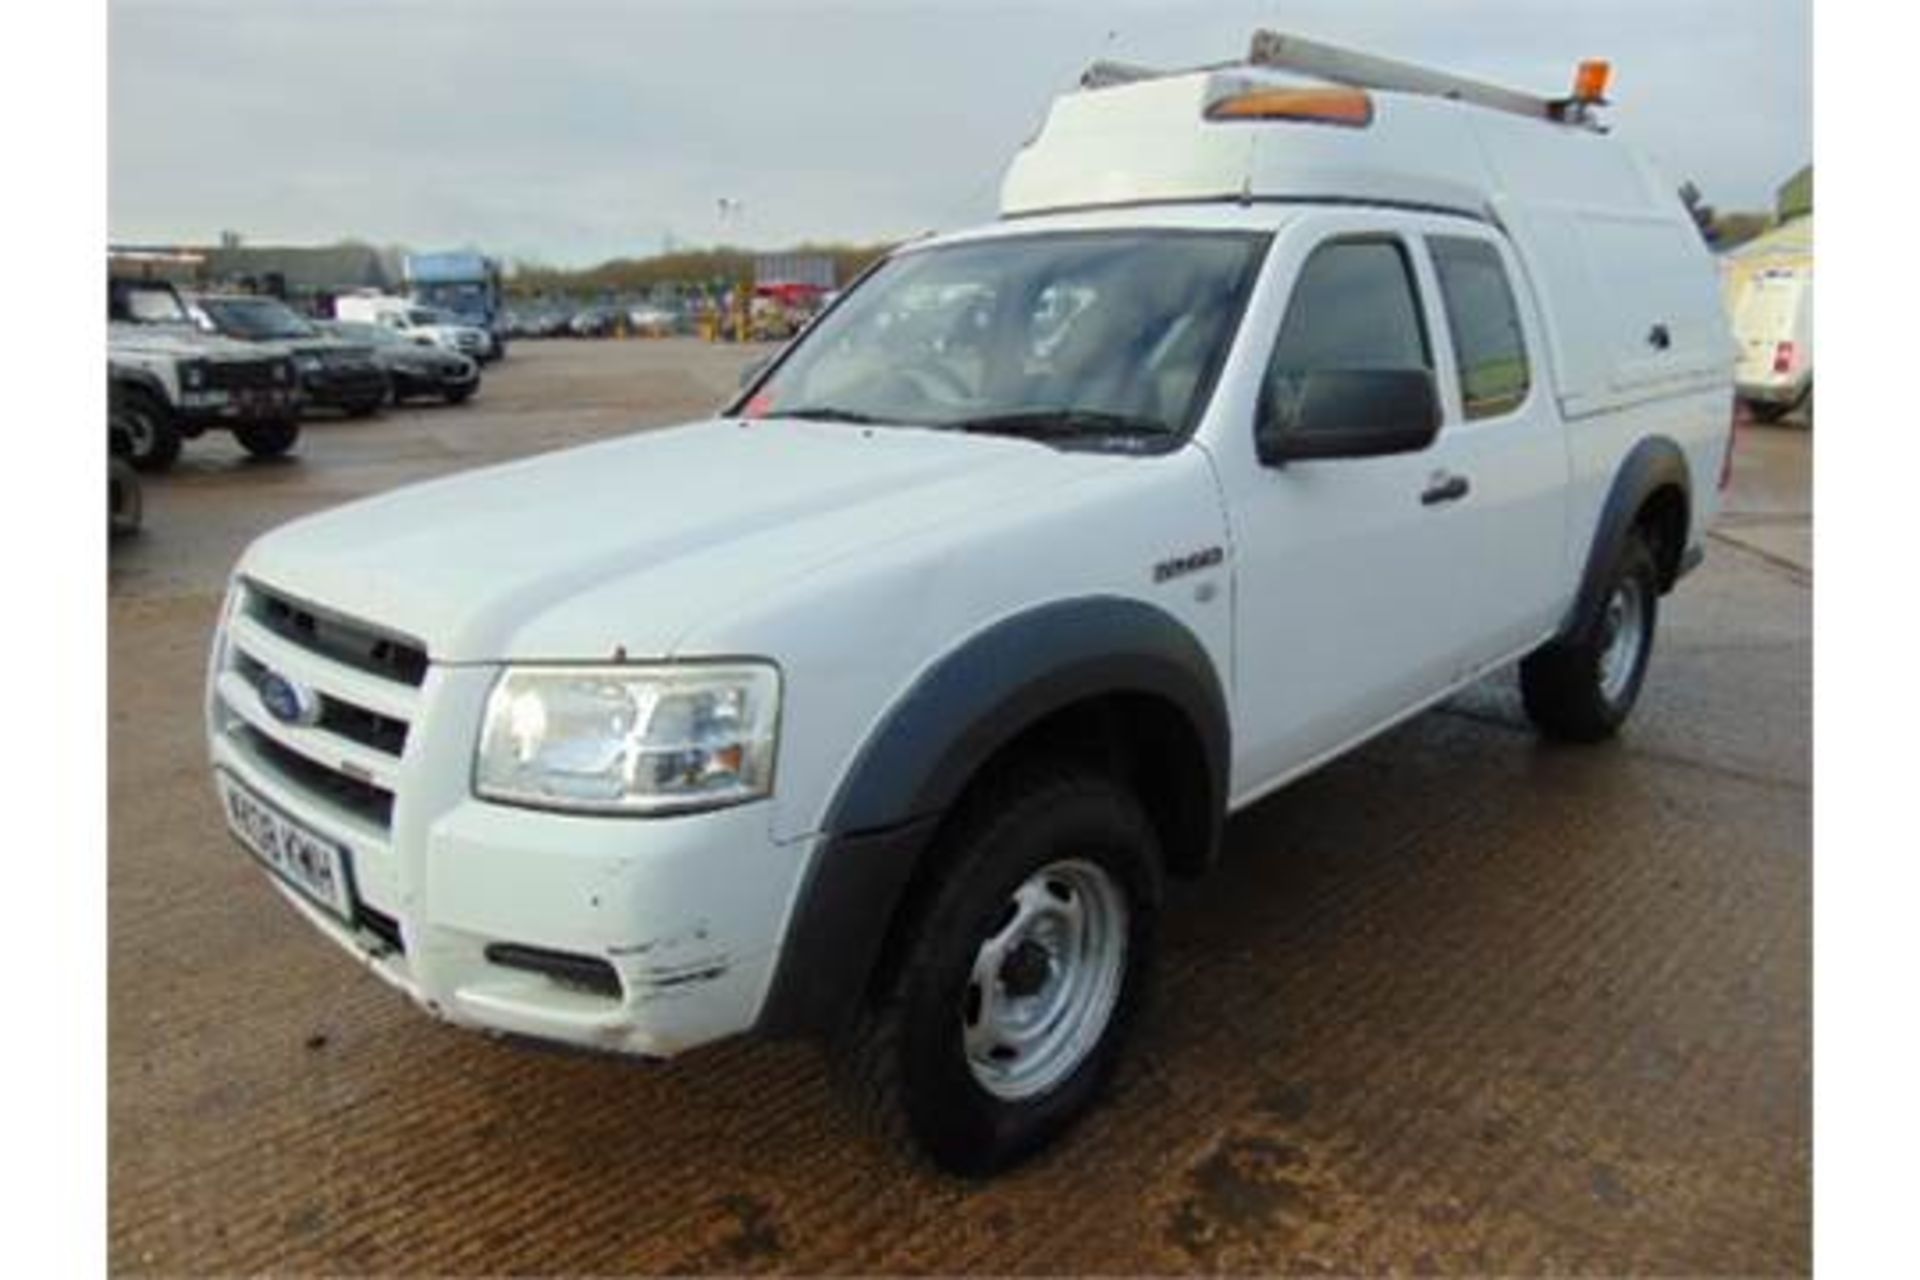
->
xmin=1082 ymin=29 xmax=1604 ymax=127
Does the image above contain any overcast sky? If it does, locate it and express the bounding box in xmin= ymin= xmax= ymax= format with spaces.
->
xmin=109 ymin=0 xmax=1812 ymax=267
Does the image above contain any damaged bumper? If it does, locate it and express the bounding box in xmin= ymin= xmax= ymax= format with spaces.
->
xmin=209 ymin=652 xmax=808 ymax=1059
xmin=403 ymin=796 xmax=798 ymax=1057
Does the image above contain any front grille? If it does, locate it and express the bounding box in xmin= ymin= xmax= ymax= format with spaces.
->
xmin=246 ymin=585 xmax=427 ymax=687
xmin=231 ymin=650 xmax=408 ymax=755
xmin=217 ymin=583 xmax=426 ymax=938
xmin=235 ymin=724 xmax=394 ymax=829
xmin=206 ymin=359 xmax=288 ymax=391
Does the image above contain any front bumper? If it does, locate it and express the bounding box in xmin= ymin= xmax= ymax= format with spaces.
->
xmin=392 ymin=363 xmax=478 ymax=397
xmin=207 ymin=650 xmax=808 ymax=1058
xmin=178 ymin=386 xmax=300 ymax=428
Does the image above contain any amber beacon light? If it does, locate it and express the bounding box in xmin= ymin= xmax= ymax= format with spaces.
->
xmin=1572 ymin=59 xmax=1612 ymax=103
xmin=1205 ymin=86 xmax=1376 ymax=127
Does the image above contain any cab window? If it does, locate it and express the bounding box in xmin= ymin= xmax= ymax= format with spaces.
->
xmin=1260 ymin=238 xmax=1430 ymax=443
xmin=1428 ymin=236 xmax=1531 ymax=419
xmin=1270 ymin=239 xmax=1429 ymax=372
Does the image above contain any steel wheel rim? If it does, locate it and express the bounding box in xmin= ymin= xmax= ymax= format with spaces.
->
xmin=1596 ymin=578 xmax=1646 ymax=704
xmin=962 ymin=858 xmax=1128 ymax=1101
xmin=121 ymin=409 xmax=155 ymax=457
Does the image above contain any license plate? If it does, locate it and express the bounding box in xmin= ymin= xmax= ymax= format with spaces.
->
xmin=218 ymin=773 xmax=354 ymax=920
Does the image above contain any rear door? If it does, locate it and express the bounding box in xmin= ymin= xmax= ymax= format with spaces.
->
xmin=1415 ymin=229 xmax=1570 ymax=660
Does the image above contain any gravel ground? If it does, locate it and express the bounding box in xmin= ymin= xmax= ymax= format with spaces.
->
xmin=108 ymin=339 xmax=1810 ymax=1275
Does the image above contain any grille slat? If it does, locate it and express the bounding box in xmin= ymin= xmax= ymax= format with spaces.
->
xmin=234 ymin=724 xmax=395 ymax=830
xmin=230 ymin=650 xmax=408 ymax=757
xmin=245 ymin=584 xmax=428 ymax=688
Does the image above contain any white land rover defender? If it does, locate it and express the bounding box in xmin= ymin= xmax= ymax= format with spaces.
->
xmin=109 ymin=277 xmax=303 ymax=471
xmin=206 ymin=34 xmax=1737 ymax=1173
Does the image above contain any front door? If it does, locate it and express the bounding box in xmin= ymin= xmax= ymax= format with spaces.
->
xmin=1211 ymin=213 xmax=1564 ymax=804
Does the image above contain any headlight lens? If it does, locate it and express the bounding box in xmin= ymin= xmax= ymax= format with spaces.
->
xmin=474 ymin=663 xmax=779 ymax=814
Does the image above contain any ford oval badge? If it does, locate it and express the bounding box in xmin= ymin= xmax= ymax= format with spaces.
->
xmin=258 ymin=670 xmax=322 ymax=727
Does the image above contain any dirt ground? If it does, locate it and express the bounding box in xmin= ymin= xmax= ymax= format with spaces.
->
xmin=108 ymin=339 xmax=1810 ymax=1275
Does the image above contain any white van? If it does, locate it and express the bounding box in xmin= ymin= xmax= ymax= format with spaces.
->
xmin=332 ymin=293 xmax=492 ymax=361
xmin=1722 ymin=218 xmax=1813 ymax=421
xmin=208 ymin=31 xmax=1735 ymax=1174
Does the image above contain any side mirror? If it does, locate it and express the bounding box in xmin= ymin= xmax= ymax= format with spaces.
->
xmin=1256 ymin=368 xmax=1442 ymax=465
xmin=738 ymin=354 xmax=772 ymax=389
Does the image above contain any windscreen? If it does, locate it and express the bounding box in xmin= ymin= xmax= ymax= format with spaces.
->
xmin=745 ymin=230 xmax=1268 ymax=443
xmin=202 ymin=297 xmax=317 ymax=340
xmin=111 ymin=282 xmax=190 ymax=324
xmin=417 ymin=281 xmax=489 ymax=318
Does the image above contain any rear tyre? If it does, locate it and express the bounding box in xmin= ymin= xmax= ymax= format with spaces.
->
xmin=119 ymin=389 xmax=182 ymax=473
xmin=235 ymin=419 xmax=300 ymax=460
xmin=1521 ymin=532 xmax=1659 ymax=742
xmin=834 ymin=762 xmax=1161 ymax=1176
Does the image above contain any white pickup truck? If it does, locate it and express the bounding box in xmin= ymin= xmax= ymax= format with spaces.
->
xmin=206 ymin=34 xmax=1736 ymax=1174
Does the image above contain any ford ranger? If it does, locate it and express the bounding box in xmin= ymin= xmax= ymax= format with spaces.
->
xmin=205 ymin=33 xmax=1736 ymax=1173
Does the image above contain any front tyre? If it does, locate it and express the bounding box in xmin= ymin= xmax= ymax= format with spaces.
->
xmin=118 ymin=389 xmax=181 ymax=473
xmin=234 ymin=419 xmax=300 ymax=460
xmin=1521 ymin=533 xmax=1659 ymax=742
xmin=835 ymin=764 xmax=1161 ymax=1176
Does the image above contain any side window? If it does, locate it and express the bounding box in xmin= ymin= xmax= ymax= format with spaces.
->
xmin=1429 ymin=235 xmax=1531 ymax=419
xmin=1267 ymin=238 xmax=1431 ymax=378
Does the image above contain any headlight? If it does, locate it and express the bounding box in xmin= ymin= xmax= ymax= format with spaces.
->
xmin=475 ymin=663 xmax=779 ymax=814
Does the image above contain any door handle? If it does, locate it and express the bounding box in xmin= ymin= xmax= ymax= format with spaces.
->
xmin=1420 ymin=471 xmax=1471 ymax=506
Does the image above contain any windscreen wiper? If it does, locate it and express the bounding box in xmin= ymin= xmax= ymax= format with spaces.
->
xmin=772 ymin=406 xmax=887 ymax=425
xmin=948 ymin=409 xmax=1173 ymax=441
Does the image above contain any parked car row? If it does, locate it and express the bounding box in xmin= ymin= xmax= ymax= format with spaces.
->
xmin=107 ymin=278 xmax=482 ymax=474
xmin=500 ymin=300 xmax=691 ymax=339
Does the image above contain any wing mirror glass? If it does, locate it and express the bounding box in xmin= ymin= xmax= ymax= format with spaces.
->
xmin=1256 ymin=368 xmax=1442 ymax=465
